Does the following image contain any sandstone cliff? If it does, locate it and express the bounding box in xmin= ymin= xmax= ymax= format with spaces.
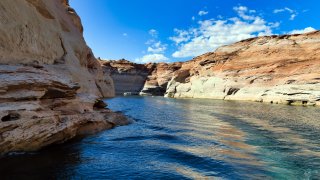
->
xmin=100 ymin=60 xmax=182 ymax=96
xmin=166 ymin=31 xmax=320 ymax=106
xmin=140 ymin=62 xmax=182 ymax=96
xmin=102 ymin=31 xmax=320 ymax=106
xmin=0 ymin=0 xmax=127 ymax=154
xmin=100 ymin=59 xmax=150 ymax=95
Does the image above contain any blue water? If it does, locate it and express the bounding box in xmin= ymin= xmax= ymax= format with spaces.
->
xmin=1 ymin=96 xmax=320 ymax=179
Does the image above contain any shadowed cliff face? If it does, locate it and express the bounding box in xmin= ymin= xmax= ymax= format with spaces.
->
xmin=101 ymin=31 xmax=320 ymax=106
xmin=100 ymin=59 xmax=182 ymax=96
xmin=0 ymin=0 xmax=126 ymax=154
xmin=100 ymin=60 xmax=151 ymax=95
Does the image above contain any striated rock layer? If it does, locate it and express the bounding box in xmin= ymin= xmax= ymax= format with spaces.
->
xmin=0 ymin=0 xmax=127 ymax=154
xmin=100 ymin=59 xmax=151 ymax=95
xmin=102 ymin=31 xmax=320 ymax=106
xmin=140 ymin=62 xmax=182 ymax=96
xmin=100 ymin=59 xmax=182 ymax=96
xmin=165 ymin=31 xmax=320 ymax=106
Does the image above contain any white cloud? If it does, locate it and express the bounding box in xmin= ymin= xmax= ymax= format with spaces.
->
xmin=147 ymin=41 xmax=167 ymax=53
xmin=288 ymin=27 xmax=316 ymax=35
xmin=273 ymin=9 xmax=285 ymax=13
xmin=233 ymin=6 xmax=256 ymax=20
xmin=171 ymin=6 xmax=279 ymax=58
xmin=169 ymin=29 xmax=191 ymax=45
xmin=123 ymin=33 xmax=128 ymax=36
xmin=149 ymin=29 xmax=158 ymax=38
xmin=273 ymin=7 xmax=297 ymax=20
xmin=285 ymin=7 xmax=294 ymax=13
xmin=135 ymin=54 xmax=169 ymax=63
xmin=290 ymin=14 xmax=296 ymax=21
xmin=192 ymin=16 xmax=195 ymax=21
xmin=136 ymin=29 xmax=169 ymax=63
xmin=198 ymin=10 xmax=209 ymax=16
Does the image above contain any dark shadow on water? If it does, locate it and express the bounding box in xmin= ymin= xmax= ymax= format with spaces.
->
xmin=0 ymin=139 xmax=83 ymax=180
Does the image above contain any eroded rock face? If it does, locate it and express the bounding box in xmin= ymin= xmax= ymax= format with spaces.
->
xmin=140 ymin=62 xmax=182 ymax=96
xmin=165 ymin=31 xmax=320 ymax=106
xmin=0 ymin=0 xmax=126 ymax=154
xmin=100 ymin=60 xmax=182 ymax=96
xmin=100 ymin=59 xmax=151 ymax=95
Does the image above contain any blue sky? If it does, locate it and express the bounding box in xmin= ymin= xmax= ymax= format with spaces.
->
xmin=70 ymin=0 xmax=319 ymax=63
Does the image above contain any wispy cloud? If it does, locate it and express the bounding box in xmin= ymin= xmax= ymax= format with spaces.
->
xmin=135 ymin=54 xmax=168 ymax=63
xmin=147 ymin=41 xmax=167 ymax=53
xmin=273 ymin=7 xmax=298 ymax=20
xmin=122 ymin=33 xmax=128 ymax=37
xmin=135 ymin=29 xmax=169 ymax=63
xmin=170 ymin=6 xmax=279 ymax=58
xmin=149 ymin=29 xmax=158 ymax=38
xmin=170 ymin=29 xmax=192 ymax=45
xmin=288 ymin=27 xmax=316 ymax=35
xmin=198 ymin=10 xmax=209 ymax=16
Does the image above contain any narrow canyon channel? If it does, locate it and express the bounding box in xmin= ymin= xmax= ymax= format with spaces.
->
xmin=1 ymin=96 xmax=320 ymax=179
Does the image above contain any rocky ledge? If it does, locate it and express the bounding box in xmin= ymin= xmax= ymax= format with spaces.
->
xmin=0 ymin=0 xmax=128 ymax=155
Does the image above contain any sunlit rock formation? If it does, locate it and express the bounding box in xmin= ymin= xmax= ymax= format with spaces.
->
xmin=165 ymin=31 xmax=320 ymax=106
xmin=101 ymin=31 xmax=320 ymax=106
xmin=0 ymin=0 xmax=127 ymax=154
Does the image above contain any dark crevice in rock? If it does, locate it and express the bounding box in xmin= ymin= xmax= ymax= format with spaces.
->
xmin=41 ymin=82 xmax=80 ymax=99
xmin=287 ymin=100 xmax=309 ymax=106
xmin=227 ymin=88 xmax=240 ymax=95
xmin=41 ymin=88 xmax=68 ymax=99
xmin=285 ymin=92 xmax=310 ymax=96
xmin=285 ymin=80 xmax=296 ymax=84
xmin=199 ymin=59 xmax=217 ymax=66
xmin=1 ymin=113 xmax=21 ymax=122
xmin=174 ymin=70 xmax=190 ymax=83
xmin=54 ymin=37 xmax=67 ymax=64
xmin=87 ymin=52 xmax=97 ymax=70
xmin=94 ymin=99 xmax=107 ymax=109
xmin=95 ymin=81 xmax=104 ymax=97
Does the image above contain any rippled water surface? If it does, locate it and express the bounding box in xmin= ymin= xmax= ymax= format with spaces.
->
xmin=1 ymin=96 xmax=320 ymax=179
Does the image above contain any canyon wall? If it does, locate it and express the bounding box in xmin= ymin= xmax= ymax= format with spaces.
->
xmin=0 ymin=0 xmax=127 ymax=154
xmin=100 ymin=60 xmax=150 ymax=95
xmin=140 ymin=62 xmax=182 ymax=96
xmin=103 ymin=31 xmax=320 ymax=106
xmin=165 ymin=31 xmax=320 ymax=106
xmin=100 ymin=60 xmax=182 ymax=96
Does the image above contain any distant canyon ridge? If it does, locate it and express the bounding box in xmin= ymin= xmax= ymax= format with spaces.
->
xmin=100 ymin=30 xmax=320 ymax=106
